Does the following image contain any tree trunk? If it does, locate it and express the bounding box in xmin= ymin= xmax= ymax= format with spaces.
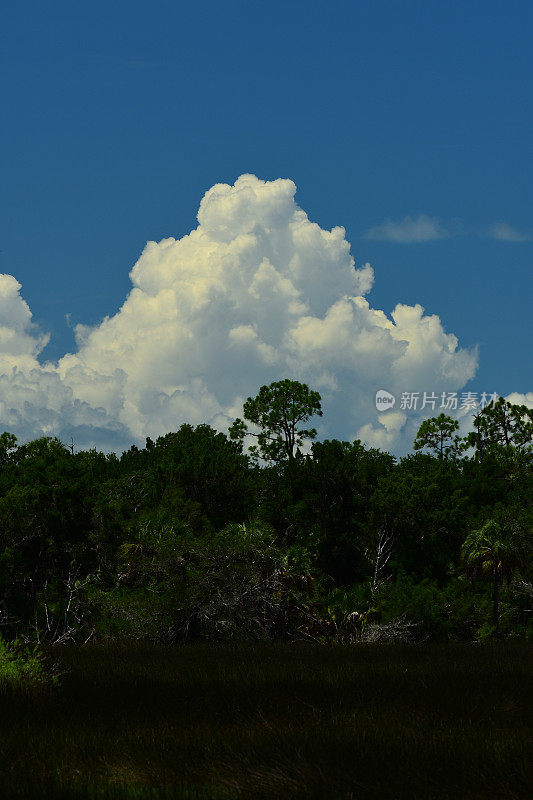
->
xmin=492 ymin=572 xmax=500 ymax=638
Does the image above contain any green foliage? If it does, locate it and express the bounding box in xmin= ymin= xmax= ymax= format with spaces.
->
xmin=0 ymin=431 xmax=17 ymax=465
xmin=467 ymin=396 xmax=533 ymax=457
xmin=371 ymin=453 xmax=468 ymax=582
xmin=371 ymin=571 xmax=496 ymax=639
xmin=414 ymin=413 xmax=464 ymax=459
xmin=0 ymin=635 xmax=58 ymax=690
xmin=462 ymin=515 xmax=529 ymax=586
xmin=0 ymin=381 xmax=531 ymax=646
xmin=462 ymin=512 xmax=531 ymax=636
xmin=90 ymin=520 xmax=299 ymax=643
xmin=229 ymin=378 xmax=322 ymax=463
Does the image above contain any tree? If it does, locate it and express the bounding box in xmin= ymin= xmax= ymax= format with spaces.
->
xmin=0 ymin=432 xmax=17 ymax=466
xmin=148 ymin=424 xmax=252 ymax=528
xmin=373 ymin=452 xmax=467 ymax=582
xmin=467 ymin=397 xmax=533 ymax=458
xmin=292 ymin=439 xmax=394 ymax=583
xmin=414 ymin=414 xmax=464 ymax=460
xmin=0 ymin=436 xmax=101 ymax=639
xmin=461 ymin=515 xmax=529 ymax=637
xmin=229 ymin=379 xmax=322 ymax=463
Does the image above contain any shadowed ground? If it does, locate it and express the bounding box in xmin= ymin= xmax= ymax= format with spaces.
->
xmin=1 ymin=643 xmax=531 ymax=799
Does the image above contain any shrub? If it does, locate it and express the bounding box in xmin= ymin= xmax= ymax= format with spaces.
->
xmin=0 ymin=636 xmax=59 ymax=690
xmin=372 ymin=572 xmax=492 ymax=639
xmin=89 ymin=521 xmax=299 ymax=643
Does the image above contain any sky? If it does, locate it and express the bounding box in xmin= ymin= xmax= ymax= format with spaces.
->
xmin=1 ymin=0 xmax=532 ymax=453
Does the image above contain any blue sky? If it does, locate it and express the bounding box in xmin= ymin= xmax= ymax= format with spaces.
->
xmin=1 ymin=0 xmax=531 ymax=450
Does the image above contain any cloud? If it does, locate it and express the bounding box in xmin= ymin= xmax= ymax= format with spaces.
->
xmin=0 ymin=275 xmax=49 ymax=361
xmin=364 ymin=214 xmax=448 ymax=243
xmin=504 ymin=391 xmax=533 ymax=408
xmin=358 ymin=411 xmax=407 ymax=450
xmin=0 ymin=276 xmax=129 ymax=450
xmin=0 ymin=174 xmax=481 ymax=453
xmin=486 ymin=222 xmax=531 ymax=242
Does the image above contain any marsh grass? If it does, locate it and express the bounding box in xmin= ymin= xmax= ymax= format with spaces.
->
xmin=1 ymin=643 xmax=531 ymax=799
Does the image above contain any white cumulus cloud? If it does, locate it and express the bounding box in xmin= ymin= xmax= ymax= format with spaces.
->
xmin=0 ymin=174 xmax=481 ymax=453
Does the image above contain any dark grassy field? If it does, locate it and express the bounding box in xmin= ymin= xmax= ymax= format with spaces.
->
xmin=1 ymin=643 xmax=531 ymax=799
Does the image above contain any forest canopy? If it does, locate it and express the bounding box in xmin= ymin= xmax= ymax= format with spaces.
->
xmin=0 ymin=382 xmax=531 ymax=646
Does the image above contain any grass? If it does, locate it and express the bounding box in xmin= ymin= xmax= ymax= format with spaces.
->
xmin=0 ymin=643 xmax=531 ymax=799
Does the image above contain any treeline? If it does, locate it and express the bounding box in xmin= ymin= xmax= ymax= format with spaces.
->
xmin=0 ymin=381 xmax=531 ymax=645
